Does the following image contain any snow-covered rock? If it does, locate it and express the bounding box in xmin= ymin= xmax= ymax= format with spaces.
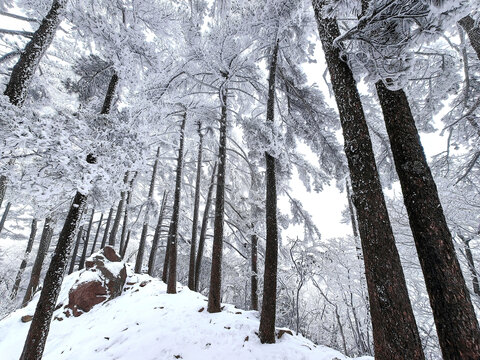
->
xmin=0 ymin=265 xmax=372 ymax=360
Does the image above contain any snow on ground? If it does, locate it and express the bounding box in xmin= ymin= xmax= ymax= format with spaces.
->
xmin=0 ymin=265 xmax=372 ymax=360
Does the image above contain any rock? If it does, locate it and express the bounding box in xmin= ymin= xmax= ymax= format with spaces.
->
xmin=67 ymin=247 xmax=127 ymax=317
xmin=21 ymin=315 xmax=33 ymax=323
xmin=277 ymin=329 xmax=293 ymax=339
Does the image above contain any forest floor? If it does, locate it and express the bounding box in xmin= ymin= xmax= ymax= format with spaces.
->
xmin=0 ymin=264 xmax=372 ymax=360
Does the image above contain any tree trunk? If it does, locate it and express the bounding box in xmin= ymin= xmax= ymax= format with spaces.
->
xmin=188 ymin=124 xmax=204 ymax=290
xmin=22 ymin=218 xmax=54 ymax=306
xmin=194 ymin=162 xmax=217 ymax=292
xmin=100 ymin=207 xmax=114 ymax=249
xmin=122 ymin=230 xmax=131 ymax=259
xmin=250 ymin=233 xmax=258 ymax=311
xmin=162 ymin=230 xmax=171 ymax=283
xmin=134 ymin=147 xmax=161 ymax=274
xmin=207 ymin=86 xmax=228 ymax=312
xmin=167 ymin=113 xmax=187 ymax=294
xmin=68 ymin=225 xmax=84 ymax=275
xmin=90 ymin=212 xmax=103 ymax=255
xmin=120 ymin=172 xmax=137 ymax=257
xmin=148 ymin=191 xmax=168 ymax=276
xmin=3 ymin=0 xmax=67 ymax=106
xmin=20 ymin=191 xmax=87 ymax=360
xmin=259 ymin=41 xmax=280 ymax=344
xmin=0 ymin=175 xmax=6 ymax=210
xmin=376 ymin=80 xmax=480 ymax=358
xmin=78 ymin=208 xmax=95 ymax=270
xmin=100 ymin=73 xmax=119 ymax=115
xmin=459 ymin=234 xmax=480 ymax=297
xmin=0 ymin=201 xmax=11 ymax=236
xmin=11 ymin=219 xmax=38 ymax=300
xmin=459 ymin=16 xmax=480 ymax=60
xmin=109 ymin=173 xmax=128 ymax=248
xmin=312 ymin=2 xmax=424 ymax=358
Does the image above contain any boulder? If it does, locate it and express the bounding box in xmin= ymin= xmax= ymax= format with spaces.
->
xmin=66 ymin=246 xmax=127 ymax=317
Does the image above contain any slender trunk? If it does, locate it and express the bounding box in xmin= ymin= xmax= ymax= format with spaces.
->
xmin=376 ymin=81 xmax=480 ymax=358
xmin=3 ymin=0 xmax=67 ymax=106
xmin=148 ymin=191 xmax=168 ymax=276
xmin=100 ymin=207 xmax=114 ymax=249
xmin=0 ymin=202 xmax=11 ymax=235
xmin=22 ymin=218 xmax=54 ymax=306
xmin=162 ymin=231 xmax=171 ymax=283
xmin=120 ymin=173 xmax=137 ymax=256
xmin=459 ymin=235 xmax=480 ymax=297
xmin=0 ymin=175 xmax=6 ymax=210
xmin=134 ymin=147 xmax=161 ymax=274
xmin=11 ymin=219 xmax=38 ymax=299
xmin=100 ymin=73 xmax=119 ymax=115
xmin=335 ymin=307 xmax=348 ymax=357
xmin=250 ymin=234 xmax=258 ymax=311
xmin=167 ymin=113 xmax=187 ymax=294
xmin=90 ymin=212 xmax=103 ymax=255
xmin=259 ymin=41 xmax=279 ymax=344
xmin=207 ymin=86 xmax=228 ymax=312
xmin=459 ymin=16 xmax=480 ymax=60
xmin=194 ymin=162 xmax=217 ymax=292
xmin=109 ymin=173 xmax=128 ymax=248
xmin=122 ymin=231 xmax=131 ymax=259
xmin=312 ymin=3 xmax=424 ymax=358
xmin=20 ymin=192 xmax=87 ymax=360
xmin=188 ymin=124 xmax=204 ymax=290
xmin=346 ymin=182 xmax=361 ymax=256
xmin=78 ymin=209 xmax=95 ymax=270
xmin=68 ymin=225 xmax=84 ymax=275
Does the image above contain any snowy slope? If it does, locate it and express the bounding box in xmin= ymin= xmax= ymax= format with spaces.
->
xmin=0 ymin=266 xmax=372 ymax=360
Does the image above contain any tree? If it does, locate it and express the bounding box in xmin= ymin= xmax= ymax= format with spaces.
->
xmin=311 ymin=1 xmax=424 ymax=358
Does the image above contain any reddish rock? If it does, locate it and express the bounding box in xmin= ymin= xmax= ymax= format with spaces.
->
xmin=68 ymin=280 xmax=108 ymax=316
xmin=277 ymin=329 xmax=293 ymax=339
xmin=21 ymin=315 xmax=33 ymax=323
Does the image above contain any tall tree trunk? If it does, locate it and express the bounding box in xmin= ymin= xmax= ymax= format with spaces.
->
xmin=100 ymin=207 xmax=114 ymax=249
xmin=194 ymin=162 xmax=217 ymax=292
xmin=100 ymin=73 xmax=119 ymax=115
xmin=207 ymin=86 xmax=228 ymax=312
xmin=459 ymin=234 xmax=480 ymax=297
xmin=162 ymin=232 xmax=171 ymax=283
xmin=148 ymin=191 xmax=168 ymax=276
xmin=120 ymin=172 xmax=137 ymax=257
xmin=20 ymin=72 xmax=118 ymax=359
xmin=167 ymin=113 xmax=187 ymax=294
xmin=134 ymin=147 xmax=161 ymax=274
xmin=259 ymin=41 xmax=280 ymax=344
xmin=250 ymin=233 xmax=258 ymax=311
xmin=22 ymin=218 xmax=54 ymax=306
xmin=459 ymin=16 xmax=480 ymax=60
xmin=68 ymin=225 xmax=84 ymax=275
xmin=3 ymin=0 xmax=67 ymax=106
xmin=0 ymin=201 xmax=11 ymax=235
xmin=376 ymin=81 xmax=480 ymax=358
xmin=11 ymin=219 xmax=38 ymax=300
xmin=90 ymin=212 xmax=103 ymax=255
xmin=78 ymin=209 xmax=95 ymax=270
xmin=188 ymin=123 xmax=204 ymax=290
xmin=20 ymin=192 xmax=87 ymax=360
xmin=311 ymin=2 xmax=424 ymax=358
xmin=122 ymin=230 xmax=131 ymax=259
xmin=109 ymin=173 xmax=128 ymax=248
xmin=0 ymin=176 xmax=6 ymax=210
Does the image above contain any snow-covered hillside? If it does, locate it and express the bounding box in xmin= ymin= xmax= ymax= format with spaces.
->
xmin=0 ymin=265 xmax=372 ymax=360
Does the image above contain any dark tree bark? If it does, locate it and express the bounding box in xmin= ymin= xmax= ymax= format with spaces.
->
xmin=134 ymin=147 xmax=161 ymax=274
xmin=167 ymin=113 xmax=187 ymax=294
xmin=259 ymin=41 xmax=280 ymax=344
xmin=100 ymin=207 xmax=114 ymax=249
xmin=3 ymin=0 xmax=67 ymax=106
xmin=109 ymin=173 xmax=128 ymax=248
xmin=161 ymin=231 xmax=171 ymax=283
xmin=376 ymin=81 xmax=480 ymax=358
xmin=78 ymin=208 xmax=95 ymax=270
xmin=459 ymin=16 xmax=480 ymax=60
xmin=311 ymin=2 xmax=424 ymax=358
xmin=194 ymin=162 xmax=217 ymax=292
xmin=22 ymin=218 xmax=54 ymax=306
xmin=250 ymin=233 xmax=258 ymax=311
xmin=0 ymin=201 xmax=11 ymax=235
xmin=0 ymin=176 xmax=6 ymax=210
xmin=90 ymin=212 xmax=103 ymax=255
xmin=122 ymin=230 xmax=131 ymax=259
xmin=68 ymin=225 xmax=84 ymax=275
xmin=20 ymin=191 xmax=87 ymax=360
xmin=188 ymin=123 xmax=204 ymax=290
xmin=11 ymin=219 xmax=38 ymax=300
xmin=100 ymin=73 xmax=119 ymax=115
xmin=148 ymin=191 xmax=168 ymax=276
xmin=207 ymin=86 xmax=228 ymax=312
xmin=459 ymin=234 xmax=480 ymax=298
xmin=120 ymin=172 xmax=137 ymax=257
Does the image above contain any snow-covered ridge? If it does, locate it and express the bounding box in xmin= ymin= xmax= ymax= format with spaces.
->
xmin=0 ymin=265 xmax=372 ymax=360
